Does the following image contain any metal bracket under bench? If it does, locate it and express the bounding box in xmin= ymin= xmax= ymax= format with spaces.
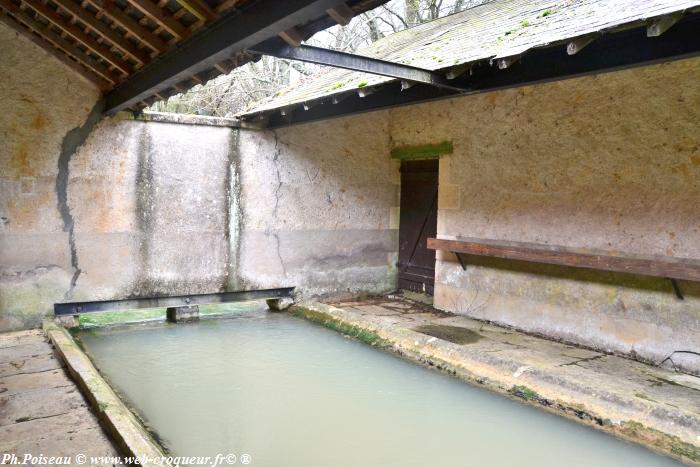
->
xmin=427 ymin=237 xmax=699 ymax=300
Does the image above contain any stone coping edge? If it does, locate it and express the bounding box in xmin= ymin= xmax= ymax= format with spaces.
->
xmin=116 ymin=110 xmax=241 ymax=128
xmin=291 ymin=302 xmax=700 ymax=466
xmin=43 ymin=319 xmax=172 ymax=467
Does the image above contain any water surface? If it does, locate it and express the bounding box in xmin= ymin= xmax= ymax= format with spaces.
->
xmin=79 ymin=310 xmax=680 ymax=467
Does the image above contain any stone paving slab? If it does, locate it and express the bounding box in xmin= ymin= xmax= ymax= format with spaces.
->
xmin=0 ymin=385 xmax=89 ymax=426
xmin=0 ymin=353 xmax=61 ymax=378
xmin=295 ymin=296 xmax=700 ymax=465
xmin=0 ymin=330 xmax=119 ymax=462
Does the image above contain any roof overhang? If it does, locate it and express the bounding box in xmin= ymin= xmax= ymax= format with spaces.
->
xmin=240 ymin=4 xmax=700 ymax=129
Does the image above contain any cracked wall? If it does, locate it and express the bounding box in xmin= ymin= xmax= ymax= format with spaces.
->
xmin=67 ymin=118 xmax=234 ymax=302
xmin=237 ymin=116 xmax=400 ymax=299
xmin=0 ymin=22 xmax=101 ymax=330
xmin=0 ymin=15 xmax=397 ymax=329
xmin=0 ymin=22 xmax=236 ymax=330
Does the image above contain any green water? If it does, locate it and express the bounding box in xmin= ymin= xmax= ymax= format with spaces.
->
xmin=78 ymin=310 xmax=680 ymax=467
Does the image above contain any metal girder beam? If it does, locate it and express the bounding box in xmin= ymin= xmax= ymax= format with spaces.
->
xmin=258 ymin=14 xmax=700 ymax=129
xmin=54 ymin=287 xmax=295 ymax=315
xmin=103 ymin=0 xmax=350 ymax=114
xmin=250 ymin=38 xmax=467 ymax=92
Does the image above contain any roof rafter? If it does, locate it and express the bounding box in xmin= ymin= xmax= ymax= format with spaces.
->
xmin=103 ymin=0 xmax=358 ymax=114
xmin=0 ymin=8 xmax=111 ymax=89
xmin=51 ymin=0 xmax=151 ymax=65
xmin=22 ymin=0 xmax=133 ymax=74
xmin=175 ymin=0 xmax=214 ymax=22
xmin=125 ymin=0 xmax=187 ymax=39
xmin=0 ymin=0 xmax=122 ymax=83
xmin=251 ymin=14 xmax=700 ymax=128
xmin=249 ymin=38 xmax=468 ymax=93
xmin=89 ymin=0 xmax=168 ymax=53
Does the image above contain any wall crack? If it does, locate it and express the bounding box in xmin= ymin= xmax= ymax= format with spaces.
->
xmin=269 ymin=131 xmax=287 ymax=277
xmin=55 ymin=100 xmax=104 ymax=301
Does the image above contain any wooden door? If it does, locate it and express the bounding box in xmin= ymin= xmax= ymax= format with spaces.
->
xmin=397 ymin=159 xmax=438 ymax=295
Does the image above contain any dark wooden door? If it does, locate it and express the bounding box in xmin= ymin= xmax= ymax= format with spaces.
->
xmin=398 ymin=159 xmax=438 ymax=295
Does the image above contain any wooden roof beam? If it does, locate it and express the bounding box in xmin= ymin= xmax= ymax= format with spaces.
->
xmin=214 ymin=0 xmax=238 ymax=14
xmin=52 ymin=0 xmax=151 ymax=64
xmin=278 ymin=26 xmax=303 ymax=47
xmin=326 ymin=2 xmax=353 ymax=26
xmin=0 ymin=0 xmax=122 ymax=83
xmin=176 ymin=0 xmax=214 ymax=22
xmin=214 ymin=59 xmax=234 ymax=74
xmin=125 ymin=0 xmax=187 ymax=39
xmin=104 ymin=0 xmax=358 ymax=114
xmin=21 ymin=0 xmax=133 ymax=74
xmin=0 ymin=9 xmax=111 ymax=89
xmin=90 ymin=0 xmax=168 ymax=53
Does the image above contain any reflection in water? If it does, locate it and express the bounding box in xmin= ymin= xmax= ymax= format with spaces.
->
xmin=79 ymin=310 xmax=679 ymax=467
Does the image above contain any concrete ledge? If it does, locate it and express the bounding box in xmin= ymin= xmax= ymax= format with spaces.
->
xmin=118 ymin=110 xmax=240 ymax=127
xmin=43 ymin=320 xmax=172 ymax=467
xmin=291 ymin=302 xmax=700 ymax=466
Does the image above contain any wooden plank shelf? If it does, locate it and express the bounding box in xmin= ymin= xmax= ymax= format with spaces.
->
xmin=427 ymin=237 xmax=700 ymax=282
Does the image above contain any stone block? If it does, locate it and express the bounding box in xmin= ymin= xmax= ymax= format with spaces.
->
xmin=166 ymin=305 xmax=199 ymax=323
xmin=266 ymin=298 xmax=294 ymax=311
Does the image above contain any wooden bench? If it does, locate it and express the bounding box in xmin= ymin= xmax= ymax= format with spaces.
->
xmin=427 ymin=237 xmax=700 ymax=298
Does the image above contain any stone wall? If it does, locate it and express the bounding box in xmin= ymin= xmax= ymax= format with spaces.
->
xmin=0 ymin=109 xmax=236 ymax=330
xmin=236 ymin=116 xmax=400 ymax=298
xmin=2 ymin=17 xmax=698 ymax=374
xmin=388 ymin=57 xmax=700 ymax=375
xmin=0 ymin=21 xmax=399 ymax=329
xmin=1 ymin=19 xmax=240 ymax=330
xmin=0 ymin=22 xmax=101 ymax=330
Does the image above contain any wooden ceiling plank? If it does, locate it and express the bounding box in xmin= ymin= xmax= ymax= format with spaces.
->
xmin=53 ymin=0 xmax=150 ymax=64
xmin=91 ymin=0 xmax=168 ymax=53
xmin=0 ymin=9 xmax=111 ymax=89
xmin=21 ymin=0 xmax=133 ymax=74
xmin=214 ymin=0 xmax=237 ymax=14
xmin=125 ymin=0 xmax=186 ymax=39
xmin=176 ymin=0 xmax=214 ymax=22
xmin=0 ymin=0 xmax=121 ymax=83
